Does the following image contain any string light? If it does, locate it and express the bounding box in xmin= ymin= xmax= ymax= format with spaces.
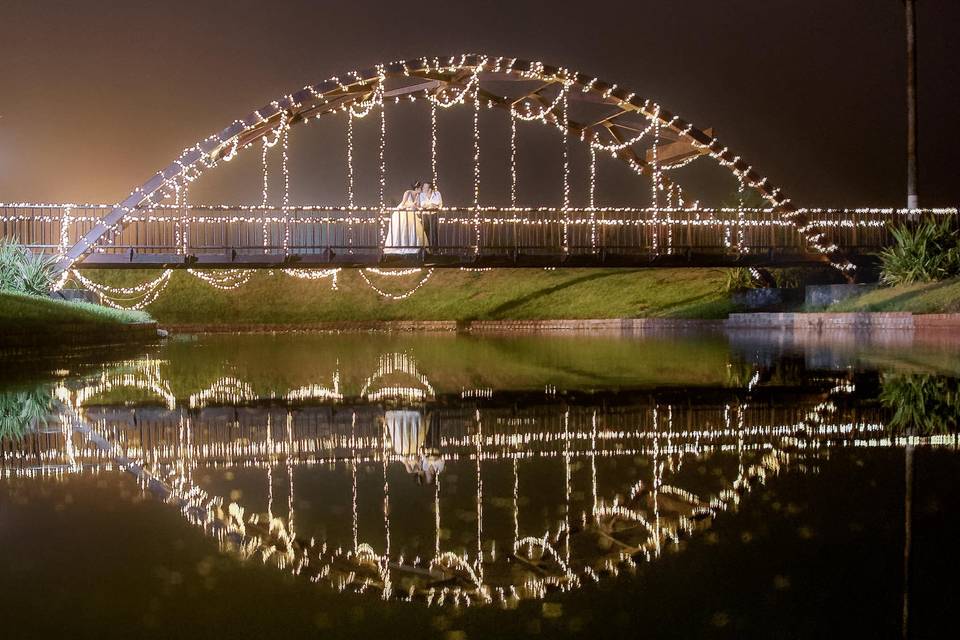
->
xmin=346 ymin=113 xmax=355 ymax=252
xmin=472 ymin=82 xmax=481 ymax=254
xmin=430 ymin=101 xmax=438 ymax=187
xmin=71 ymin=269 xmax=173 ymax=310
xmin=173 ymin=179 xmax=182 ymax=254
xmin=261 ymin=136 xmax=271 ymax=253
xmin=560 ymin=86 xmax=570 ymax=253
xmin=509 ymin=116 xmax=517 ymax=208
xmin=358 ymin=268 xmax=434 ymax=300
xmin=186 ymin=269 xmax=252 ymax=290
xmin=378 ymin=65 xmax=387 ymax=244
xmin=650 ymin=109 xmax=661 ymax=255
xmin=181 ymin=179 xmax=191 ymax=255
xmin=283 ymin=268 xmax=340 ymax=290
xmin=737 ymin=173 xmax=747 ymax=253
xmin=589 ymin=146 xmax=597 ymax=250
xmin=281 ymin=119 xmax=291 ymax=254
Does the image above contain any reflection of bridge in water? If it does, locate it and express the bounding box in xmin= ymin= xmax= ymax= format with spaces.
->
xmin=2 ymin=356 xmax=955 ymax=607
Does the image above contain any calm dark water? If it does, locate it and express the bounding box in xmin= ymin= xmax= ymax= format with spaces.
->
xmin=1 ymin=331 xmax=959 ymax=639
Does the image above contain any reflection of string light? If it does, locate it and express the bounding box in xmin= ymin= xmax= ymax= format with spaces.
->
xmin=14 ymin=358 xmax=954 ymax=609
xmin=360 ymin=352 xmax=435 ymax=400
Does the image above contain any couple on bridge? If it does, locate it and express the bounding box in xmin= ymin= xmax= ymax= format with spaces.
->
xmin=384 ymin=180 xmax=443 ymax=254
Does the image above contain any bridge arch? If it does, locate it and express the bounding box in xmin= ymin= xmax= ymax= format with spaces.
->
xmin=58 ymin=54 xmax=851 ymax=274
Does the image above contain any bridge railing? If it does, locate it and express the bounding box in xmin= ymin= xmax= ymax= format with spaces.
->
xmin=2 ymin=204 xmax=956 ymax=266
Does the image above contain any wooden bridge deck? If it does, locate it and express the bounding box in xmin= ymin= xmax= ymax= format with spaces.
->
xmin=3 ymin=204 xmax=956 ymax=270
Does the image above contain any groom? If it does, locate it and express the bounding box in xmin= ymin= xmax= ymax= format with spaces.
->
xmin=416 ymin=180 xmax=442 ymax=248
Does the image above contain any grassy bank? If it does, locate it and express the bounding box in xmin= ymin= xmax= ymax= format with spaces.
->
xmin=0 ymin=292 xmax=154 ymax=352
xmin=0 ymin=291 xmax=150 ymax=329
xmin=828 ymin=277 xmax=960 ymax=314
xmin=82 ymin=268 xmax=739 ymax=324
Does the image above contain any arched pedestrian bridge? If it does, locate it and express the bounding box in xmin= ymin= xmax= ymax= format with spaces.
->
xmin=2 ymin=54 xmax=956 ymax=280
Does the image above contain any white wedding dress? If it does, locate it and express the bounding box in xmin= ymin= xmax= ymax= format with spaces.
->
xmin=383 ymin=190 xmax=428 ymax=254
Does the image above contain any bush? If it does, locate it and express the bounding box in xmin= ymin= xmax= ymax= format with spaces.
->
xmin=879 ymin=217 xmax=960 ymax=286
xmin=0 ymin=237 xmax=58 ymax=295
xmin=723 ymin=268 xmax=756 ymax=292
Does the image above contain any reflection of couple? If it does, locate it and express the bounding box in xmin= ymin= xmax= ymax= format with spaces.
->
xmin=383 ymin=181 xmax=443 ymax=254
xmin=383 ymin=408 xmax=444 ymax=485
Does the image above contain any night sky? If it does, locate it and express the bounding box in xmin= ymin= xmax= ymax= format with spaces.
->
xmin=1 ymin=0 xmax=958 ymax=208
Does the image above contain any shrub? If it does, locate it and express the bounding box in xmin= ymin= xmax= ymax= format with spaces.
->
xmin=879 ymin=217 xmax=960 ymax=286
xmin=0 ymin=237 xmax=58 ymax=295
xmin=723 ymin=268 xmax=756 ymax=292
xmin=0 ymin=238 xmax=28 ymax=290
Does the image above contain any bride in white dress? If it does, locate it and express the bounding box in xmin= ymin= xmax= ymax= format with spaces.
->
xmin=383 ymin=181 xmax=428 ymax=254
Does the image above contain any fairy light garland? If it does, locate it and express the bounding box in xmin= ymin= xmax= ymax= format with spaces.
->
xmin=72 ymin=269 xmax=173 ymax=310
xmin=281 ymin=119 xmax=291 ymax=255
xmin=346 ymin=113 xmax=355 ymax=253
xmin=560 ymin=86 xmax=570 ymax=253
xmin=589 ymin=146 xmax=598 ymax=251
xmin=358 ymin=268 xmax=434 ymax=300
xmin=181 ymin=178 xmax=191 ymax=255
xmin=650 ymin=109 xmax=661 ymax=255
xmin=378 ymin=69 xmax=387 ymax=244
xmin=364 ymin=267 xmax=424 ymax=277
xmin=261 ymin=137 xmax=271 ymax=253
xmin=472 ymin=83 xmax=481 ymax=254
xmin=186 ymin=269 xmax=252 ymax=290
xmin=430 ymin=101 xmax=439 ymax=186
xmin=57 ymin=206 xmax=72 ymax=259
xmin=173 ymin=179 xmax=182 ymax=254
xmin=737 ymin=174 xmax=747 ymax=253
xmin=283 ymin=268 xmax=340 ymax=290
xmin=509 ymin=117 xmax=518 ymax=208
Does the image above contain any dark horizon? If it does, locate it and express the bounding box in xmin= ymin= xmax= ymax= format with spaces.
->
xmin=1 ymin=0 xmax=958 ymax=207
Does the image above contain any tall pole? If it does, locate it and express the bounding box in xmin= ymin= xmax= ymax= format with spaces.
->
xmin=905 ymin=0 xmax=919 ymax=209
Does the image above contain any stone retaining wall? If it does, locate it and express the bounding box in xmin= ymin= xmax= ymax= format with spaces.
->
xmin=162 ymin=314 xmax=960 ymax=335
xmin=725 ymin=312 xmax=916 ymax=331
xmin=913 ymin=314 xmax=960 ymax=330
xmin=165 ymin=318 xmax=724 ymax=334
xmin=466 ymin=318 xmax=724 ymax=333
xmin=164 ymin=321 xmax=459 ymax=333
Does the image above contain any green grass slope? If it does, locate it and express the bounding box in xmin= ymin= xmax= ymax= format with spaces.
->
xmin=829 ymin=277 xmax=960 ymax=314
xmin=81 ymin=268 xmax=738 ymax=324
xmin=0 ymin=292 xmax=151 ymax=330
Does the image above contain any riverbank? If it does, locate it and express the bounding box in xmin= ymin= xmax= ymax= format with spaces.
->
xmin=0 ymin=292 xmax=158 ymax=350
xmin=69 ymin=268 xmax=960 ymax=333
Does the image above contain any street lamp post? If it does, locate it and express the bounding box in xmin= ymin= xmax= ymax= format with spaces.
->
xmin=905 ymin=0 xmax=919 ymax=209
